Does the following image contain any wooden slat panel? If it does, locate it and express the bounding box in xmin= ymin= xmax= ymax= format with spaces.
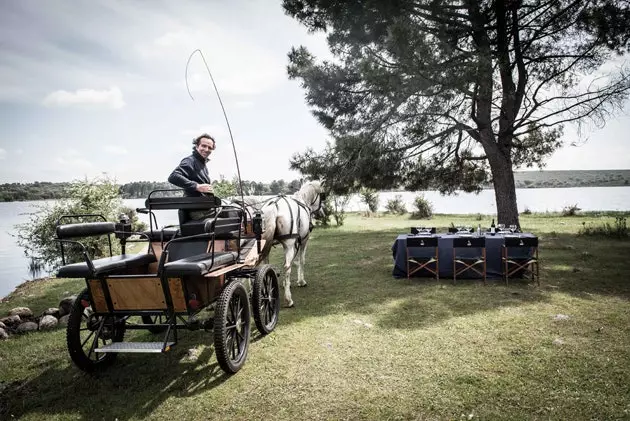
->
xmin=88 ymin=279 xmax=108 ymax=312
xmin=107 ymin=277 xmax=167 ymax=310
xmin=168 ymin=278 xmax=188 ymax=312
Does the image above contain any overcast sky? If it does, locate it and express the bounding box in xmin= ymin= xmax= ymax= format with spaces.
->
xmin=1 ymin=0 xmax=629 ymax=185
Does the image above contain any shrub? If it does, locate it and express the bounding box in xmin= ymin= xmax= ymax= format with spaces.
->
xmin=578 ymin=217 xmax=629 ymax=239
xmin=561 ymin=204 xmax=581 ymax=216
xmin=14 ymin=175 xmax=146 ymax=271
xmin=359 ymin=187 xmax=379 ymax=215
xmin=411 ymin=195 xmax=433 ymax=219
xmin=332 ymin=194 xmax=350 ymax=226
xmin=385 ymin=195 xmax=407 ymax=215
xmin=315 ymin=195 xmax=333 ymax=227
xmin=522 ymin=206 xmax=532 ymax=215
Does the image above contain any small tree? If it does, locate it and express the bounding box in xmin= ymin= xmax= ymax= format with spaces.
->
xmin=332 ymin=194 xmax=351 ymax=226
xmin=412 ymin=195 xmax=433 ymax=219
xmin=14 ymin=175 xmax=145 ymax=271
xmin=385 ymin=194 xmax=407 ymax=215
xmin=359 ymin=187 xmax=379 ymax=215
xmin=212 ymin=175 xmax=237 ymax=198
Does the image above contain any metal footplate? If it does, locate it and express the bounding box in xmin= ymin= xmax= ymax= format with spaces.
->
xmin=95 ymin=342 xmax=175 ymax=353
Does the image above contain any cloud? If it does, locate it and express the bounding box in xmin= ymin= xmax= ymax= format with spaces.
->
xmin=0 ymin=148 xmax=6 ymax=159
xmin=42 ymin=86 xmax=125 ymax=109
xmin=56 ymin=149 xmax=93 ymax=169
xmin=103 ymin=145 xmax=128 ymax=155
xmin=181 ymin=125 xmax=228 ymax=138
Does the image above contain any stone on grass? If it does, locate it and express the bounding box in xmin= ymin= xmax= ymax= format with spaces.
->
xmin=39 ymin=315 xmax=58 ymax=330
xmin=58 ymin=296 xmax=76 ymax=317
xmin=552 ymin=338 xmax=565 ymax=346
xmin=0 ymin=321 xmax=6 ymax=330
xmin=42 ymin=308 xmax=60 ymax=318
xmin=9 ymin=307 xmax=32 ymax=318
xmin=16 ymin=322 xmax=38 ymax=334
xmin=58 ymin=315 xmax=69 ymax=326
xmin=0 ymin=327 xmax=8 ymax=340
xmin=553 ymin=314 xmax=570 ymax=321
xmin=0 ymin=315 xmax=21 ymax=327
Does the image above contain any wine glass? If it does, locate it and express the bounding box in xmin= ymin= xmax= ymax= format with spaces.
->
xmin=509 ymin=224 xmax=517 ymax=233
xmin=497 ymin=224 xmax=505 ymax=231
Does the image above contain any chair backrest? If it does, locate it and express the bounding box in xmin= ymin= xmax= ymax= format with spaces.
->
xmin=56 ymin=222 xmax=115 ymax=239
xmin=453 ymin=236 xmax=486 ymax=248
xmin=407 ymin=236 xmax=438 ymax=247
xmin=504 ymin=236 xmax=538 ymax=247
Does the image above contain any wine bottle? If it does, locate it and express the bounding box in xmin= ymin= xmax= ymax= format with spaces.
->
xmin=490 ymin=218 xmax=496 ymax=235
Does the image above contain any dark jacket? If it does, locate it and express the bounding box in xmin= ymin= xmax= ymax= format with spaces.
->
xmin=168 ymin=150 xmax=211 ymax=197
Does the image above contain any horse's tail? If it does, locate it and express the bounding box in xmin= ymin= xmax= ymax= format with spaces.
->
xmin=257 ymin=203 xmax=278 ymax=264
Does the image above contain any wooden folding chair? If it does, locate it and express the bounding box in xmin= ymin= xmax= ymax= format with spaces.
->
xmin=406 ymin=236 xmax=439 ymax=280
xmin=453 ymin=236 xmax=486 ymax=284
xmin=502 ymin=236 xmax=539 ymax=286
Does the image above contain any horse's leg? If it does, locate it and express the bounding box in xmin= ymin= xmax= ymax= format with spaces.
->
xmin=296 ymin=240 xmax=308 ymax=287
xmin=281 ymin=240 xmax=298 ymax=308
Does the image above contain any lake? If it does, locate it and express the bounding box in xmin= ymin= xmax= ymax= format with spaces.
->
xmin=1 ymin=186 xmax=629 ymax=298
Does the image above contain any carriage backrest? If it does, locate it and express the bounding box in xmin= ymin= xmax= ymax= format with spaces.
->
xmin=56 ymin=222 xmax=116 ymax=239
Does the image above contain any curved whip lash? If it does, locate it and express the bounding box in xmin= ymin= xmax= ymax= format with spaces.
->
xmin=185 ymin=49 xmax=245 ymax=206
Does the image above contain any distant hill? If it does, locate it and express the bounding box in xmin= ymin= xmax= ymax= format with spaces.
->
xmin=511 ymin=170 xmax=630 ymax=189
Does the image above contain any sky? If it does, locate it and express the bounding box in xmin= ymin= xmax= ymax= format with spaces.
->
xmin=0 ymin=0 xmax=629 ymax=186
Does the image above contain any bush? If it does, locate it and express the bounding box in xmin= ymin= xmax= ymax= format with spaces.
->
xmin=385 ymin=195 xmax=407 ymax=215
xmin=14 ymin=175 xmax=146 ymax=271
xmin=359 ymin=187 xmax=379 ymax=215
xmin=521 ymin=206 xmax=532 ymax=215
xmin=315 ymin=195 xmax=334 ymax=227
xmin=578 ymin=217 xmax=629 ymax=239
xmin=332 ymin=194 xmax=350 ymax=226
xmin=561 ymin=204 xmax=581 ymax=216
xmin=411 ymin=195 xmax=433 ymax=219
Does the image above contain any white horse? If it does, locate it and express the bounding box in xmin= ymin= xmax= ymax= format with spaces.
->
xmin=235 ymin=181 xmax=325 ymax=307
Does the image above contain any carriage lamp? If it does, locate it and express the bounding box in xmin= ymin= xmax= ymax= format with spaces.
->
xmin=115 ymin=214 xmax=133 ymax=253
xmin=253 ymin=212 xmax=263 ymax=253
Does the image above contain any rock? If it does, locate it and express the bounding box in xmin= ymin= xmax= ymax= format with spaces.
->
xmin=58 ymin=315 xmax=69 ymax=326
xmin=0 ymin=327 xmax=8 ymax=340
xmin=0 ymin=315 xmax=21 ymax=327
xmin=15 ymin=322 xmax=38 ymax=334
xmin=39 ymin=315 xmax=58 ymax=331
xmin=42 ymin=308 xmax=60 ymax=318
xmin=553 ymin=314 xmax=570 ymax=321
xmin=552 ymin=338 xmax=565 ymax=346
xmin=0 ymin=321 xmax=6 ymax=330
xmin=9 ymin=307 xmax=32 ymax=318
xmin=58 ymin=296 xmax=77 ymax=317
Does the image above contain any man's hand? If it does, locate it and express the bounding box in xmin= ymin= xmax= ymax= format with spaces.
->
xmin=196 ymin=183 xmax=213 ymax=194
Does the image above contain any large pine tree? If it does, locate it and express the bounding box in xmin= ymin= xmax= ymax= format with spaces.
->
xmin=284 ymin=0 xmax=630 ymax=225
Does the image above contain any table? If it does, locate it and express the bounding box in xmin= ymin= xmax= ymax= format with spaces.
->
xmin=391 ymin=232 xmax=537 ymax=279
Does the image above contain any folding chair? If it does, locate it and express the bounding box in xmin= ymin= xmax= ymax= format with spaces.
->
xmin=453 ymin=236 xmax=486 ymax=284
xmin=502 ymin=236 xmax=539 ymax=286
xmin=406 ymin=236 xmax=439 ymax=280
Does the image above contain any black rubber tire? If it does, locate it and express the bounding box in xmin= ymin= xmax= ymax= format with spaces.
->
xmin=141 ymin=315 xmax=168 ymax=334
xmin=66 ymin=288 xmax=125 ymax=372
xmin=213 ymin=280 xmax=251 ymax=374
xmin=252 ymin=264 xmax=280 ymax=334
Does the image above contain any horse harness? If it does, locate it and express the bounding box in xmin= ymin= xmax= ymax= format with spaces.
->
xmin=265 ymin=191 xmax=324 ymax=248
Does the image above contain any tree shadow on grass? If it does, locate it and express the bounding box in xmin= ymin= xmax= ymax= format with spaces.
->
xmin=1 ymin=332 xmax=231 ymax=420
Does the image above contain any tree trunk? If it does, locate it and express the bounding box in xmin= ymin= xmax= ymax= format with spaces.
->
xmin=487 ymin=149 xmax=521 ymax=228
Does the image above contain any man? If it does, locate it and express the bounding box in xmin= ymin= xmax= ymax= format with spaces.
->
xmin=168 ymin=133 xmax=216 ymax=220
xmin=168 ymin=133 xmax=215 ymax=197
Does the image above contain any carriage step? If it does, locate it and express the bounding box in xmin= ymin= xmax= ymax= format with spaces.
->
xmin=95 ymin=342 xmax=175 ymax=353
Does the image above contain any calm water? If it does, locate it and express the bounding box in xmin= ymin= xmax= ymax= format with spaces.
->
xmin=1 ymin=186 xmax=629 ymax=298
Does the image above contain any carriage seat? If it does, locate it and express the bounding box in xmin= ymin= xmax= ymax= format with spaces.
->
xmin=179 ymin=215 xmax=242 ymax=238
xmin=163 ymin=251 xmax=238 ymax=276
xmin=57 ymin=253 xmax=157 ymax=278
xmin=142 ymin=228 xmax=179 ymax=242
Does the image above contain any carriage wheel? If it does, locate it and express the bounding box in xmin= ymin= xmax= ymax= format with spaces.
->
xmin=66 ymin=288 xmax=125 ymax=372
xmin=213 ymin=280 xmax=251 ymax=374
xmin=141 ymin=315 xmax=168 ymax=334
xmin=252 ymin=264 xmax=280 ymax=334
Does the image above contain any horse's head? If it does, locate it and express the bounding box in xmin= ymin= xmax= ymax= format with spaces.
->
xmin=297 ymin=180 xmax=327 ymax=219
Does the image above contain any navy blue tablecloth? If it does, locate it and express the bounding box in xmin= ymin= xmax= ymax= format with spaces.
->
xmin=391 ymin=232 xmax=536 ymax=279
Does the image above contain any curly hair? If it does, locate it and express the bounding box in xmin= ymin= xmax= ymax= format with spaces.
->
xmin=192 ymin=133 xmax=215 ymax=149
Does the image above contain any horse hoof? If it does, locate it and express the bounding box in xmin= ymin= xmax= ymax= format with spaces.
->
xmin=285 ymin=301 xmax=294 ymax=308
xmin=298 ymin=283 xmax=308 ymax=288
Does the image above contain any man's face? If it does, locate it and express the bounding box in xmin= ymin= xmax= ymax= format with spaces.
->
xmin=196 ymin=137 xmax=215 ymax=159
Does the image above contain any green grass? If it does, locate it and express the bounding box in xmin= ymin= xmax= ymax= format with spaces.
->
xmin=1 ymin=213 xmax=630 ymax=420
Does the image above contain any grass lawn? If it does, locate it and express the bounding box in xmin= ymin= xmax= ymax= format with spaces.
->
xmin=1 ymin=212 xmax=629 ymax=420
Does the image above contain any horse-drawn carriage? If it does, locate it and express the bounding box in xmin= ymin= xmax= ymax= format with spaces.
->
xmin=54 ymin=190 xmax=280 ymax=374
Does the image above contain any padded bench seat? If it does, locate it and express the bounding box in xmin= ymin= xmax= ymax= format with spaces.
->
xmin=57 ymin=253 xmax=157 ymax=278
xmin=163 ymin=251 xmax=238 ymax=276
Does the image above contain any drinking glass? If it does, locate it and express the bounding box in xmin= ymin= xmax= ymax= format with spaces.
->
xmin=509 ymin=224 xmax=517 ymax=233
